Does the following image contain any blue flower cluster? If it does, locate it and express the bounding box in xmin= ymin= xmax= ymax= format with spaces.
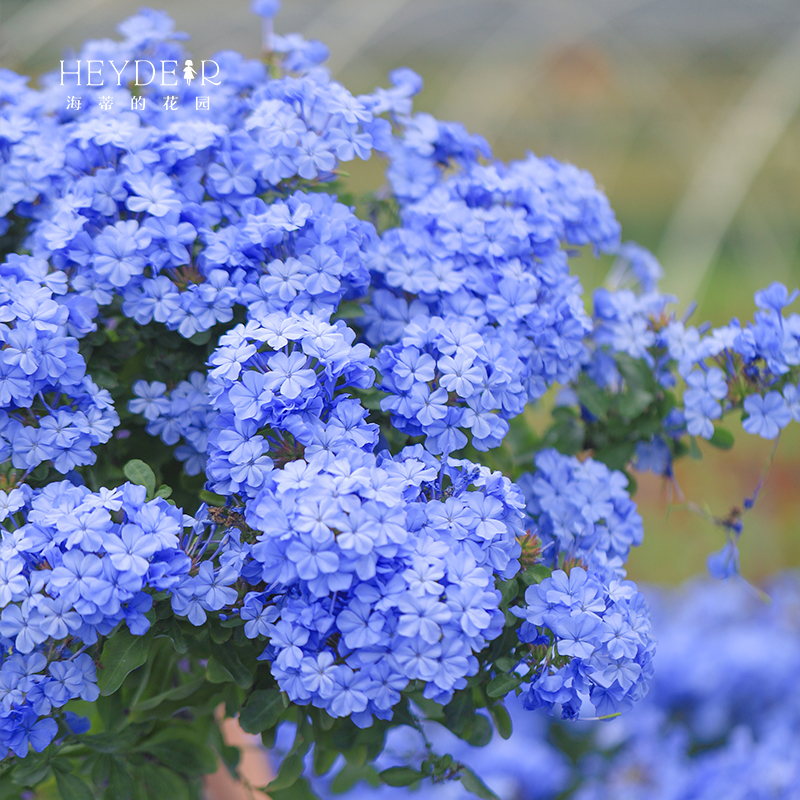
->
xmin=129 ymin=372 xmax=213 ymax=475
xmin=574 ymin=242 xmax=679 ymax=393
xmin=0 ymin=2 xmax=670 ymax=769
xmin=678 ymin=282 xmax=800 ymax=441
xmin=204 ymin=311 xmax=375 ymax=497
xmin=516 ymin=449 xmax=644 ymax=578
xmin=578 ymin=242 xmax=800 ymax=454
xmin=590 ymin=286 xmax=673 ymax=384
xmin=0 ymin=481 xmax=190 ymax=757
xmin=513 ymin=567 xmax=654 ymax=720
xmin=172 ymin=446 xmax=523 ymax=725
xmin=578 ymin=723 xmax=800 ymax=800
xmin=365 ymin=147 xmax=622 ymax=452
xmin=0 ymin=256 xmax=118 ymax=474
xmin=1 ymin=9 xmax=386 ymax=342
xmin=631 ymin=574 xmax=800 ymax=742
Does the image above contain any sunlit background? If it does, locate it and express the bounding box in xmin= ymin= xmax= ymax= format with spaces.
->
xmin=3 ymin=0 xmax=800 ymax=584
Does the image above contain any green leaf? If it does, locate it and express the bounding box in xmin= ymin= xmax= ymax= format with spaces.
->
xmin=96 ymin=692 xmax=125 ymax=733
xmin=313 ymin=745 xmax=339 ymax=777
xmin=352 ymin=387 xmax=387 ymax=411
xmin=486 ymin=672 xmax=522 ymax=699
xmin=123 ymin=459 xmax=156 ymax=498
xmin=709 ymin=426 xmax=735 ymax=450
xmin=331 ymin=300 xmax=365 ymax=320
xmin=90 ymin=754 xmax=111 ymax=787
xmin=91 ymin=367 xmax=119 ymax=389
xmin=459 ymin=766 xmax=501 ymax=800
xmin=379 ymin=767 xmax=423 ymax=787
xmin=105 ymin=758 xmax=135 ymax=800
xmin=199 ymin=490 xmax=227 ymax=506
xmin=206 ymin=657 xmax=235 ymax=684
xmin=54 ymin=771 xmax=95 ymax=800
xmin=499 ymin=577 xmax=518 ymax=605
xmin=208 ymin=616 xmax=233 ymax=644
xmin=616 ymin=388 xmax=654 ymax=421
xmin=239 ymin=689 xmax=286 ymax=734
xmin=154 ymin=485 xmax=173 ymax=499
xmin=139 ymin=764 xmax=191 ymax=800
xmin=407 ymin=692 xmax=445 ymax=721
xmin=131 ymin=677 xmax=206 ymax=712
xmin=98 ymin=626 xmax=155 ymax=696
xmin=189 ymin=329 xmax=212 ymax=345
xmin=137 ymin=729 xmax=218 ymax=776
xmin=330 ymin=763 xmax=380 ymax=793
xmin=594 ymin=440 xmax=636 ymax=470
xmin=688 ymin=436 xmax=703 ymax=460
xmin=490 ymin=703 xmax=512 ymax=740
xmin=429 ymin=753 xmax=454 ymax=777
xmin=521 ymin=564 xmax=552 ymax=586
xmin=615 ymin=353 xmax=656 ymax=393
xmin=11 ymin=754 xmax=50 ymax=786
xmin=575 ymin=382 xmax=610 ymax=419
xmin=266 ymin=752 xmax=305 ymax=792
xmin=465 ymin=714 xmax=493 ymax=747
xmin=132 ymin=680 xmax=223 ymax=722
xmin=318 ymin=710 xmax=336 ymax=731
xmin=82 ymin=727 xmax=146 ymax=754
xmin=342 ymin=745 xmax=367 ymax=767
xmin=444 ymin=691 xmax=476 ymax=737
xmin=208 ymin=643 xmax=253 ymax=689
xmin=0 ymin=779 xmax=24 ymax=800
xmin=163 ymin=618 xmax=188 ymax=654
xmin=269 ymin=777 xmax=320 ymax=800
xmin=261 ymin=728 xmax=277 ymax=749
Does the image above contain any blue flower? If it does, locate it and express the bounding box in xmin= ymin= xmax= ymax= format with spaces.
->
xmin=742 ymin=391 xmax=791 ymax=439
xmin=753 ymin=281 xmax=799 ymax=313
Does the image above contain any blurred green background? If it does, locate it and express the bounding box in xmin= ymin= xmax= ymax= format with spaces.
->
xmin=3 ymin=0 xmax=799 ymax=585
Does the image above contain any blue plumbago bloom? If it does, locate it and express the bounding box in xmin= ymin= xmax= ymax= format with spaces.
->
xmin=683 ymin=367 xmax=727 ymax=438
xmin=129 ymin=372 xmax=213 ymax=475
xmin=1 ymin=12 xmax=388 ymax=344
xmin=362 ymin=144 xmax=618 ymax=452
xmin=742 ymin=390 xmax=792 ymax=439
xmin=591 ymin=287 xmax=665 ymax=367
xmin=565 ymin=237 xmax=800 ymax=465
xmin=301 ymin=571 xmax=800 ymax=800
xmin=605 ymin=241 xmax=664 ymax=295
xmin=706 ymin=540 xmax=741 ymax=580
xmin=0 ymin=480 xmax=191 ymax=757
xmin=677 ymin=286 xmax=800 ymax=440
xmin=512 ymin=567 xmax=654 ymax=720
xmin=516 ymin=449 xmax=643 ymax=579
xmin=632 ymin=435 xmax=672 ymax=476
xmin=204 ymin=311 xmax=375 ymax=498
xmin=172 ymin=445 xmax=525 ymax=725
xmin=0 ymin=258 xmax=118 ymax=474
xmin=252 ymin=0 xmax=281 ymax=17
